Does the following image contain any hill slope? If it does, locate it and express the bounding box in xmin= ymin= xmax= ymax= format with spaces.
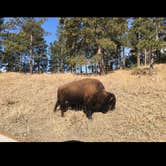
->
xmin=0 ymin=64 xmax=166 ymax=142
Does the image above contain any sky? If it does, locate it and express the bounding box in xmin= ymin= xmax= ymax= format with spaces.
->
xmin=41 ymin=17 xmax=59 ymax=45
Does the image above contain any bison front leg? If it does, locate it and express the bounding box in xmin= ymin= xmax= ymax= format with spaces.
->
xmin=84 ymin=97 xmax=93 ymax=119
xmin=86 ymin=110 xmax=92 ymax=119
xmin=84 ymin=105 xmax=93 ymax=119
xmin=60 ymin=104 xmax=67 ymax=117
xmin=53 ymin=100 xmax=59 ymax=112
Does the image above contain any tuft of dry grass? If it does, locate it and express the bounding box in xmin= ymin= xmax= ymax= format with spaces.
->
xmin=0 ymin=64 xmax=166 ymax=142
xmin=131 ymin=66 xmax=159 ymax=76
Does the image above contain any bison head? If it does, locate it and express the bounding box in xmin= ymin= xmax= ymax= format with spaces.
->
xmin=101 ymin=91 xmax=116 ymax=113
xmin=107 ymin=92 xmax=116 ymax=110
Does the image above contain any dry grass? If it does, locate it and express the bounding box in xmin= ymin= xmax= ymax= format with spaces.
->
xmin=0 ymin=64 xmax=166 ymax=142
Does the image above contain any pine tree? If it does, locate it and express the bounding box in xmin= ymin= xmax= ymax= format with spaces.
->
xmin=49 ymin=41 xmax=63 ymax=72
xmin=59 ymin=17 xmax=129 ymax=74
xmin=3 ymin=31 xmax=28 ymax=71
xmin=129 ymin=17 xmax=166 ymax=73
xmin=3 ymin=17 xmax=48 ymax=73
xmin=22 ymin=18 xmax=48 ymax=73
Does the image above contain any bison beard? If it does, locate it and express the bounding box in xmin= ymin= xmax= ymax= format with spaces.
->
xmin=53 ymin=78 xmax=116 ymax=119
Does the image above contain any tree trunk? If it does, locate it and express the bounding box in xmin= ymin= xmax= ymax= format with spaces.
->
xmin=98 ymin=61 xmax=101 ymax=74
xmin=37 ymin=59 xmax=40 ymax=73
xmin=94 ymin=64 xmax=97 ymax=73
xmin=116 ymin=47 xmax=121 ymax=69
xmin=137 ymin=32 xmax=141 ymax=68
xmin=29 ymin=34 xmax=33 ymax=74
xmin=155 ymin=21 xmax=159 ymax=40
xmin=91 ymin=65 xmax=94 ymax=73
xmin=54 ymin=64 xmax=57 ymax=73
xmin=72 ymin=65 xmax=76 ymax=73
xmin=60 ymin=60 xmax=64 ymax=73
xmin=155 ymin=22 xmax=160 ymax=63
xmin=110 ymin=62 xmax=114 ymax=70
xmin=37 ymin=55 xmax=40 ymax=73
xmin=144 ymin=49 xmax=147 ymax=66
xmin=74 ymin=65 xmax=76 ymax=74
xmin=96 ymin=64 xmax=98 ymax=73
xmin=103 ymin=51 xmax=108 ymax=74
xmin=149 ymin=47 xmax=154 ymax=75
xmin=80 ymin=66 xmax=82 ymax=74
xmin=97 ymin=47 xmax=103 ymax=75
xmin=157 ymin=50 xmax=161 ymax=62
xmin=119 ymin=51 xmax=122 ymax=69
xmin=122 ymin=47 xmax=125 ymax=69
xmin=137 ymin=50 xmax=141 ymax=68
xmin=85 ymin=65 xmax=87 ymax=74
xmin=19 ymin=53 xmax=22 ymax=72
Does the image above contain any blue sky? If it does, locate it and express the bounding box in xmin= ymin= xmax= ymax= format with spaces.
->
xmin=42 ymin=17 xmax=59 ymax=45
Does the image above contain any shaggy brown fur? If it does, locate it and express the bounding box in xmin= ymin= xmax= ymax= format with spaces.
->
xmin=53 ymin=78 xmax=116 ymax=119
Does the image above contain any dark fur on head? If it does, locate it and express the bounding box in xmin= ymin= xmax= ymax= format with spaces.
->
xmin=91 ymin=90 xmax=116 ymax=113
xmin=107 ymin=92 xmax=116 ymax=110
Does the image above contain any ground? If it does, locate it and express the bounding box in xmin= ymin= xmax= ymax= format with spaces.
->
xmin=0 ymin=64 xmax=166 ymax=142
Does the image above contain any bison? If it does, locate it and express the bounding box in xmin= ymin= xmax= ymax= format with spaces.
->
xmin=53 ymin=78 xmax=116 ymax=119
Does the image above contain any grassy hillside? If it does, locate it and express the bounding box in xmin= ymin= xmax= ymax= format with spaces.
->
xmin=0 ymin=64 xmax=166 ymax=142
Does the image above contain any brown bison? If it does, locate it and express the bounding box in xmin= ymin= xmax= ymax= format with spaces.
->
xmin=53 ymin=78 xmax=116 ymax=119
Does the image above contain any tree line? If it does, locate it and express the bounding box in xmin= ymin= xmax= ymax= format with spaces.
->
xmin=0 ymin=17 xmax=166 ymax=74
xmin=0 ymin=17 xmax=48 ymax=73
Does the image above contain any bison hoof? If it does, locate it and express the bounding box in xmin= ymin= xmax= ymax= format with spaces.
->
xmin=61 ymin=113 xmax=65 ymax=117
xmin=87 ymin=115 xmax=92 ymax=120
